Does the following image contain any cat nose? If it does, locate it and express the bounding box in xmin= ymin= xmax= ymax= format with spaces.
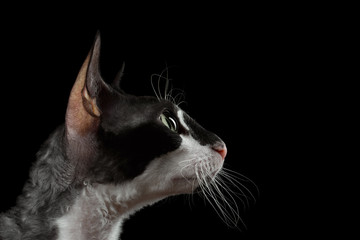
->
xmin=212 ymin=143 xmax=227 ymax=160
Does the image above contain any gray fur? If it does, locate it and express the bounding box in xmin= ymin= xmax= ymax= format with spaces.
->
xmin=0 ymin=126 xmax=80 ymax=240
xmin=0 ymin=33 xmax=235 ymax=240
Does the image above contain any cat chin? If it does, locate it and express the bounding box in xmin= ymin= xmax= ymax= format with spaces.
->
xmin=169 ymin=178 xmax=200 ymax=194
xmin=170 ymin=170 xmax=221 ymax=194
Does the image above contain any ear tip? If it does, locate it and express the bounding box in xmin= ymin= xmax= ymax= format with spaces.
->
xmin=89 ymin=30 xmax=102 ymax=63
xmin=112 ymin=61 xmax=126 ymax=90
xmin=95 ymin=30 xmax=101 ymax=39
xmin=93 ymin=30 xmax=101 ymax=48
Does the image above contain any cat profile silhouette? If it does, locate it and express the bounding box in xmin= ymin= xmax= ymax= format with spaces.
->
xmin=0 ymin=32 xmax=253 ymax=240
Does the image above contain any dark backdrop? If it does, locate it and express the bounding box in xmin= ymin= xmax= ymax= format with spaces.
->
xmin=0 ymin=4 xmax=340 ymax=239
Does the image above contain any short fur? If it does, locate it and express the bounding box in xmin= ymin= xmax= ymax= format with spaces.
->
xmin=0 ymin=33 xmax=229 ymax=240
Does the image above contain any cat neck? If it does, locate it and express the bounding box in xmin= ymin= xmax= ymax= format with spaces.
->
xmin=17 ymin=125 xmax=163 ymax=240
xmin=56 ymin=181 xmax=164 ymax=240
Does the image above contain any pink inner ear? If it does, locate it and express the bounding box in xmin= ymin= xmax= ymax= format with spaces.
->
xmin=65 ymin=52 xmax=100 ymax=137
xmin=82 ymin=87 xmax=101 ymax=117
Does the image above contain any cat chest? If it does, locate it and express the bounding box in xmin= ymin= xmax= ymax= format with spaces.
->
xmin=55 ymin=190 xmax=123 ymax=240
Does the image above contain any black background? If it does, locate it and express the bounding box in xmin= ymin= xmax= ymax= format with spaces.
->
xmin=0 ymin=3 xmax=348 ymax=240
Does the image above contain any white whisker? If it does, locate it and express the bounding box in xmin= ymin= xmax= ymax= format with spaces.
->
xmin=217 ymin=174 xmax=251 ymax=207
xmin=157 ymin=72 xmax=162 ymax=100
xmin=150 ymin=74 xmax=160 ymax=101
xmin=189 ymin=158 xmax=257 ymax=230
xmin=149 ymin=67 xmax=186 ymax=106
xmin=164 ymin=66 xmax=169 ymax=100
xmin=199 ymin=163 xmax=234 ymax=226
xmin=221 ymin=168 xmax=259 ymax=202
xmin=211 ymin=177 xmax=242 ymax=225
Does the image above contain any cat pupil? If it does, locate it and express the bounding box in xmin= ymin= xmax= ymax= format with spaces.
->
xmin=160 ymin=111 xmax=178 ymax=132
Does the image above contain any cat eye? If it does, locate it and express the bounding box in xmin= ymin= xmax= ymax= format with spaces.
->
xmin=159 ymin=111 xmax=178 ymax=132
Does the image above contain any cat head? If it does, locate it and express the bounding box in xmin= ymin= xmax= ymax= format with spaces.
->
xmin=65 ymin=33 xmax=227 ymax=197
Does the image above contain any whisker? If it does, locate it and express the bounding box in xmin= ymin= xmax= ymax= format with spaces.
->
xmin=157 ymin=72 xmax=162 ymax=100
xmin=212 ymin=176 xmax=241 ymax=209
xmin=210 ymin=184 xmax=241 ymax=225
xmin=217 ymin=174 xmax=251 ymax=207
xmin=211 ymin=177 xmax=243 ymax=226
xmin=150 ymin=74 xmax=160 ymax=101
xmin=187 ymin=158 xmax=258 ymax=230
xmin=166 ymin=88 xmax=186 ymax=106
xmin=221 ymin=168 xmax=259 ymax=201
xmin=199 ymin=163 xmax=238 ymax=227
xmin=150 ymin=68 xmax=170 ymax=101
xmin=215 ymin=175 xmax=250 ymax=208
xmin=222 ymin=168 xmax=259 ymax=189
xmin=149 ymin=67 xmax=186 ymax=106
xmin=164 ymin=66 xmax=169 ymax=100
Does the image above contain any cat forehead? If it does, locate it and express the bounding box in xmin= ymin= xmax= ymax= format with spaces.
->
xmin=100 ymin=93 xmax=181 ymax=131
xmin=115 ymin=95 xmax=179 ymax=116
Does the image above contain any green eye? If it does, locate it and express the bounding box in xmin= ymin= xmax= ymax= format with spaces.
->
xmin=159 ymin=111 xmax=178 ymax=132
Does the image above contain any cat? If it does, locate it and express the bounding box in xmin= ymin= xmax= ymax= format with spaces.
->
xmin=0 ymin=32 xmax=249 ymax=240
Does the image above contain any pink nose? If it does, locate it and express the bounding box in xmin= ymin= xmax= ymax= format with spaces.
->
xmin=213 ymin=144 xmax=227 ymax=160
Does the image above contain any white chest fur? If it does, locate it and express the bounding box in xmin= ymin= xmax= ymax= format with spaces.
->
xmin=56 ymin=181 xmax=165 ymax=240
xmin=56 ymin=186 xmax=125 ymax=240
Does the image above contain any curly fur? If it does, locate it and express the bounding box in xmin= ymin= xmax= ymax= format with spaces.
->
xmin=0 ymin=33 xmax=232 ymax=240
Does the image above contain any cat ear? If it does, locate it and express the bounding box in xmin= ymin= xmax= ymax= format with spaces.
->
xmin=65 ymin=32 xmax=107 ymax=136
xmin=112 ymin=62 xmax=125 ymax=91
